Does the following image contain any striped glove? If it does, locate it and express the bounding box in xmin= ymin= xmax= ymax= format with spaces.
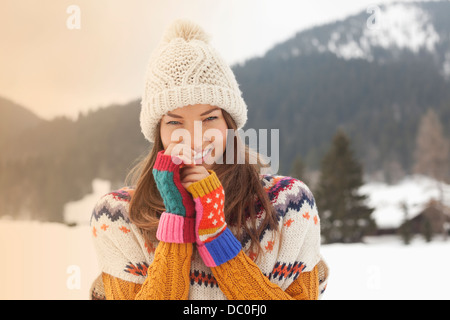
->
xmin=186 ymin=171 xmax=241 ymax=267
xmin=152 ymin=150 xmax=196 ymax=243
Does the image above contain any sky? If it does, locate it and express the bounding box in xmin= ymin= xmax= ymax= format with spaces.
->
xmin=0 ymin=0 xmax=430 ymax=120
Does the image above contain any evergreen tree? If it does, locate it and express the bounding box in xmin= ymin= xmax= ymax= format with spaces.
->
xmin=414 ymin=109 xmax=449 ymax=240
xmin=398 ymin=201 xmax=413 ymax=245
xmin=315 ymin=129 xmax=376 ymax=243
xmin=421 ymin=217 xmax=434 ymax=243
xmin=414 ymin=109 xmax=450 ymax=183
xmin=290 ymin=154 xmax=309 ymax=186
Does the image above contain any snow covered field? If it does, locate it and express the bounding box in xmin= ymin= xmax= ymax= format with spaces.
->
xmin=1 ymin=175 xmax=449 ymax=300
xmin=321 ymin=236 xmax=450 ymax=300
xmin=0 ymin=221 xmax=99 ymax=300
xmin=1 ymin=219 xmax=448 ymax=300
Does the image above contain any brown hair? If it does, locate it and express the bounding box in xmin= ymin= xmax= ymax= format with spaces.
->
xmin=125 ymin=109 xmax=278 ymax=257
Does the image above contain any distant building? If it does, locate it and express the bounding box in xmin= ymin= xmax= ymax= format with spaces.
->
xmin=399 ymin=199 xmax=450 ymax=239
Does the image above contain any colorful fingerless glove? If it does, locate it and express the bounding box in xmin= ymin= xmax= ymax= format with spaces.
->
xmin=186 ymin=171 xmax=242 ymax=267
xmin=152 ymin=150 xmax=196 ymax=243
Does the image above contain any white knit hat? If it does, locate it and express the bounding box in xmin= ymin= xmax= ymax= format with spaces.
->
xmin=140 ymin=19 xmax=248 ymax=143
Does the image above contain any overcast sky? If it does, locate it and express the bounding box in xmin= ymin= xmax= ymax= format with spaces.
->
xmin=0 ymin=0 xmax=427 ymax=120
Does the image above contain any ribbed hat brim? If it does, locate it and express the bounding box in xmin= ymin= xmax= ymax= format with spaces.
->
xmin=140 ymin=85 xmax=247 ymax=143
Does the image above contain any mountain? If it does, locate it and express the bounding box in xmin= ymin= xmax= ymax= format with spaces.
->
xmin=233 ymin=1 xmax=450 ymax=178
xmin=0 ymin=100 xmax=149 ymax=222
xmin=265 ymin=1 xmax=450 ymax=77
xmin=0 ymin=97 xmax=45 ymax=148
xmin=1 ymin=1 xmax=449 ymax=222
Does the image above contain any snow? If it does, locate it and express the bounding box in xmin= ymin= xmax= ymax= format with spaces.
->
xmin=311 ymin=38 xmax=327 ymax=53
xmin=63 ymin=179 xmax=111 ymax=226
xmin=325 ymin=3 xmax=440 ymax=61
xmin=364 ymin=3 xmax=439 ymax=52
xmin=1 ymin=219 xmax=448 ymax=300
xmin=360 ymin=175 xmax=450 ymax=229
xmin=0 ymin=220 xmax=99 ymax=300
xmin=321 ymin=235 xmax=450 ymax=300
xmin=333 ymin=39 xmax=367 ymax=60
xmin=1 ymin=175 xmax=449 ymax=299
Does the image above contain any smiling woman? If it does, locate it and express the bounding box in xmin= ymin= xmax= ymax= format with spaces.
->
xmin=160 ymin=104 xmax=228 ymax=171
xmin=90 ymin=19 xmax=328 ymax=300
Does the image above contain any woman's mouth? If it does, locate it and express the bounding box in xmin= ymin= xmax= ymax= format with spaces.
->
xmin=193 ymin=147 xmax=213 ymax=164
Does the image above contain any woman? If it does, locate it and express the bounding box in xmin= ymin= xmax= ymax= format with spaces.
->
xmin=90 ymin=19 xmax=328 ymax=300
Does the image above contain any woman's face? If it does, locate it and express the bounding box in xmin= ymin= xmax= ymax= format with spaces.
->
xmin=160 ymin=104 xmax=228 ymax=170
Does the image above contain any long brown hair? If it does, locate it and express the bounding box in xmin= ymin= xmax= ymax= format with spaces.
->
xmin=125 ymin=109 xmax=278 ymax=257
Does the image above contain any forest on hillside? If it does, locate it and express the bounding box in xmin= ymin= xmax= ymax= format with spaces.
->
xmin=1 ymin=1 xmax=450 ymax=224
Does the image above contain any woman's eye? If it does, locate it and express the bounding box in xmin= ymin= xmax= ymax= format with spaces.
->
xmin=166 ymin=117 xmax=217 ymax=125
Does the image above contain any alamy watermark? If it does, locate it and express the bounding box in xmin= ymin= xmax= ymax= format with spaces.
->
xmin=366 ymin=265 xmax=382 ymax=290
xmin=366 ymin=5 xmax=381 ymax=30
xmin=66 ymin=264 xmax=81 ymax=290
xmin=168 ymin=121 xmax=279 ymax=175
xmin=66 ymin=5 xmax=81 ymax=30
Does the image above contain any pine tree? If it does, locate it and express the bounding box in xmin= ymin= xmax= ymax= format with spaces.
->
xmin=414 ymin=109 xmax=450 ymax=240
xmin=398 ymin=201 xmax=413 ymax=245
xmin=316 ymin=129 xmax=376 ymax=243
xmin=421 ymin=217 xmax=434 ymax=243
xmin=414 ymin=109 xmax=450 ymax=183
xmin=290 ymin=154 xmax=309 ymax=186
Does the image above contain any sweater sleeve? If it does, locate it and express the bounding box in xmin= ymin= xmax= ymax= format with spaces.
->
xmin=90 ymin=189 xmax=192 ymax=300
xmin=187 ymin=175 xmax=327 ymax=300
xmin=102 ymin=242 xmax=193 ymax=300
xmin=211 ymin=250 xmax=319 ymax=300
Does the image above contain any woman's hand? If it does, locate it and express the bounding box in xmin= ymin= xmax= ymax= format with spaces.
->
xmin=179 ymin=165 xmax=211 ymax=189
xmin=163 ymin=140 xmax=196 ymax=166
xmin=185 ymin=171 xmax=242 ymax=267
xmin=152 ymin=143 xmax=198 ymax=243
xmin=163 ymin=140 xmax=211 ymax=189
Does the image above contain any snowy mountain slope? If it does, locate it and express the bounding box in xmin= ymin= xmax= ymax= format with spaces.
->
xmin=266 ymin=1 xmax=450 ymax=78
xmin=330 ymin=3 xmax=440 ymax=60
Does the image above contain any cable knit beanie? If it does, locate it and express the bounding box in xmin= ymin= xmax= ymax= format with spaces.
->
xmin=140 ymin=19 xmax=248 ymax=143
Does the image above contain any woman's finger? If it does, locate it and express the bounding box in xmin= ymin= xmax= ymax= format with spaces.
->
xmin=180 ymin=166 xmax=208 ymax=177
xmin=181 ymin=172 xmax=210 ymax=183
xmin=181 ymin=181 xmax=192 ymax=189
xmin=164 ymin=143 xmax=195 ymax=165
xmin=163 ymin=137 xmax=183 ymax=156
xmin=176 ymin=154 xmax=194 ymax=166
xmin=180 ymin=165 xmax=203 ymax=173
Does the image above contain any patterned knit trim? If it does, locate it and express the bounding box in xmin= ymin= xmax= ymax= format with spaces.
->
xmin=97 ymin=176 xmax=316 ymax=249
xmin=262 ymin=175 xmax=315 ymax=209
xmin=124 ymin=262 xmax=149 ymax=277
xmin=190 ymin=270 xmax=219 ymax=288
xmin=90 ymin=191 xmax=132 ymax=225
xmin=110 ymin=188 xmax=133 ymax=202
xmin=240 ymin=176 xmax=316 ymax=246
xmin=266 ymin=261 xmax=306 ymax=282
xmin=188 ymin=259 xmax=307 ymax=288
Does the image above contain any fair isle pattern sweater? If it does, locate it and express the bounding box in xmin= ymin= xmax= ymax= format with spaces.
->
xmin=90 ymin=174 xmax=329 ymax=300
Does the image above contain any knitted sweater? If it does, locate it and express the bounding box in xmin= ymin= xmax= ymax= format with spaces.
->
xmin=90 ymin=174 xmax=329 ymax=300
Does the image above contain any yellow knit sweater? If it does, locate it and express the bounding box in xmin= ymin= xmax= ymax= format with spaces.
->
xmin=90 ymin=174 xmax=329 ymax=300
xmin=101 ymin=242 xmax=319 ymax=300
